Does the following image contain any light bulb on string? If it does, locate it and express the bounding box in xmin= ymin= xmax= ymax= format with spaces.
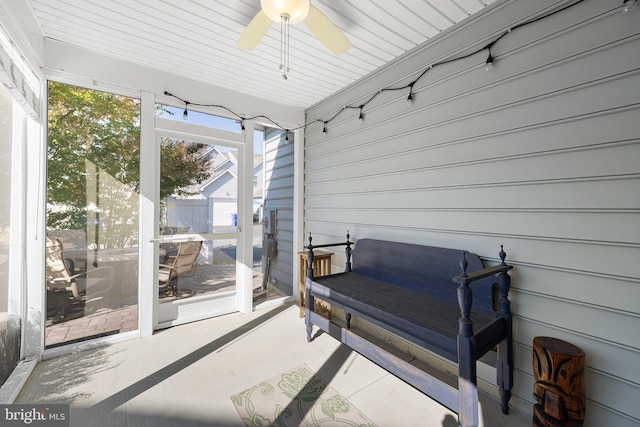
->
xmin=322 ymin=122 xmax=327 ymax=135
xmin=358 ymin=107 xmax=364 ymax=123
xmin=623 ymin=0 xmax=637 ymax=12
xmin=183 ymin=102 xmax=189 ymax=120
xmin=485 ymin=52 xmax=494 ymax=71
xmin=406 ymin=84 xmax=414 ymax=106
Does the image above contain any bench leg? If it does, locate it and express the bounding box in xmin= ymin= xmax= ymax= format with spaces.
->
xmin=497 ymin=325 xmax=513 ymax=414
xmin=497 ymin=268 xmax=513 ymax=414
xmin=305 ymin=280 xmax=314 ymax=342
xmin=458 ymin=337 xmax=479 ymax=427
xmin=458 ymin=379 xmax=479 ymax=427
xmin=305 ymin=323 xmax=313 ymax=342
xmin=457 ymin=279 xmax=478 ymax=427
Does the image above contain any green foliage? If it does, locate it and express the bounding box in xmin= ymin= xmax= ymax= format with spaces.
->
xmin=160 ymin=138 xmax=212 ymax=200
xmin=47 ymin=81 xmax=212 ymax=242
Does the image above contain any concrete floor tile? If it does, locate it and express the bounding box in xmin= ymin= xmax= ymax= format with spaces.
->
xmin=19 ymin=304 xmax=532 ymax=427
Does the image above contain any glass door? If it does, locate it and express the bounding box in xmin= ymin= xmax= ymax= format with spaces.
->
xmin=45 ymin=82 xmax=140 ymax=348
xmin=0 ymin=82 xmax=22 ymax=383
xmin=151 ymin=115 xmax=252 ymax=329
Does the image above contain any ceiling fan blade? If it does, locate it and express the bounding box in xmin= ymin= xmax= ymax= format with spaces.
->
xmin=304 ymin=5 xmax=351 ymax=56
xmin=237 ymin=10 xmax=272 ymax=50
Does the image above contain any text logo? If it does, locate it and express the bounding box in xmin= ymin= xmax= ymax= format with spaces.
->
xmin=1 ymin=405 xmax=69 ymax=426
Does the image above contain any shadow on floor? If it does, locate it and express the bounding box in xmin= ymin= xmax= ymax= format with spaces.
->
xmin=70 ymin=410 xmax=242 ymax=427
xmin=279 ymin=344 xmax=354 ymax=423
xmin=89 ymin=304 xmax=291 ymax=415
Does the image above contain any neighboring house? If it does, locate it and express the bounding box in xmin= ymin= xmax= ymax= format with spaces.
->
xmin=253 ymin=153 xmax=264 ymax=223
xmin=165 ymin=147 xmax=263 ymax=231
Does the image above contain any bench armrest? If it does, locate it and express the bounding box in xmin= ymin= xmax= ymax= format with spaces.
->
xmin=453 ymin=264 xmax=512 ymax=285
xmin=455 ymin=246 xmax=512 ymax=338
xmin=305 ymin=231 xmax=353 ymax=278
xmin=452 ymin=245 xmax=512 ymax=286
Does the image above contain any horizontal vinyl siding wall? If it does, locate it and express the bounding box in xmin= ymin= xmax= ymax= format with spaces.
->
xmin=264 ymin=129 xmax=295 ymax=293
xmin=304 ymin=0 xmax=640 ymax=425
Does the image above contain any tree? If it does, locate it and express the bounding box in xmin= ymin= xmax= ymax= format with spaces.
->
xmin=47 ymin=81 xmax=212 ymax=245
xmin=159 ymin=138 xmax=212 ymax=200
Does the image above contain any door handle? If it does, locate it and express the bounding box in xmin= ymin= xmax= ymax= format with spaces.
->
xmin=149 ymin=236 xmax=196 ymax=243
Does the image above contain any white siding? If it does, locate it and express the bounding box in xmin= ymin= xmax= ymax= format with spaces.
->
xmin=264 ymin=129 xmax=295 ymax=294
xmin=203 ymin=171 xmax=238 ymax=199
xmin=304 ymin=0 xmax=640 ymax=425
xmin=166 ymin=198 xmax=209 ymax=232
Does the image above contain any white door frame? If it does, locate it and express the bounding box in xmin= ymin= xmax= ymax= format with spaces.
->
xmin=139 ymin=108 xmax=254 ymax=337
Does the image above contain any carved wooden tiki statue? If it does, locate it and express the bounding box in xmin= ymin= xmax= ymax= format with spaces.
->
xmin=532 ymin=336 xmax=585 ymax=427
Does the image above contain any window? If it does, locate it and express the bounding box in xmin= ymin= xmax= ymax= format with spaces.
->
xmin=45 ymin=81 xmax=141 ymax=347
xmin=0 ymin=83 xmax=21 ymax=386
xmin=0 ymin=20 xmax=41 ymax=387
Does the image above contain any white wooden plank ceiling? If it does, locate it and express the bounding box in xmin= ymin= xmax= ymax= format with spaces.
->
xmin=28 ymin=0 xmax=498 ymax=108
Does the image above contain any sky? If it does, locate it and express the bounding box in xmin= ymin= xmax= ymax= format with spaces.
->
xmin=158 ymin=105 xmax=264 ymax=154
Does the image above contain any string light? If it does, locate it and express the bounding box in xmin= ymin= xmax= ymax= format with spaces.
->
xmin=623 ymin=0 xmax=637 ymax=12
xmin=406 ymin=83 xmax=414 ymax=106
xmin=311 ymin=0 xmax=591 ymax=134
xmin=183 ymin=101 xmax=189 ymax=120
xmin=485 ymin=51 xmax=494 ymax=71
xmin=166 ymin=0 xmax=633 ymax=136
xmin=163 ymin=91 xmax=304 ymax=135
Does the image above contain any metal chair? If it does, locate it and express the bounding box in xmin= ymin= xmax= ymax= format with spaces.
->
xmin=158 ymin=241 xmax=202 ymax=297
xmin=45 ymin=236 xmax=114 ymax=318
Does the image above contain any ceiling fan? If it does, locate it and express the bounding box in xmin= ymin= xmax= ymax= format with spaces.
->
xmin=237 ymin=0 xmax=351 ymax=79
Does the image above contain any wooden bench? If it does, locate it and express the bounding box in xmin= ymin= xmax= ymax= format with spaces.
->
xmin=304 ymin=233 xmax=513 ymax=427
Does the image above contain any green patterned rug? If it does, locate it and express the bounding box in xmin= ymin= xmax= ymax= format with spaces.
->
xmin=230 ymin=364 xmax=377 ymax=427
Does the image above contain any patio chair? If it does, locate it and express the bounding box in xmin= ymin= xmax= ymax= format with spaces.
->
xmin=160 ymin=226 xmax=191 ymax=263
xmin=47 ymin=228 xmax=89 ymax=273
xmin=45 ymin=236 xmax=115 ymax=318
xmin=158 ymin=241 xmax=202 ymax=297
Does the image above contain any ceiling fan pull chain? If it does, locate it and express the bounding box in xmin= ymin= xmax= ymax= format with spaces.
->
xmin=279 ymin=14 xmax=284 ymax=72
xmin=286 ymin=14 xmax=291 ymax=74
xmin=280 ymin=13 xmax=290 ymax=80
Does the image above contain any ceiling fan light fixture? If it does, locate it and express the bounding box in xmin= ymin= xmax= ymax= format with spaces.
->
xmin=237 ymin=0 xmax=350 ymax=78
xmin=261 ymin=0 xmax=310 ymax=24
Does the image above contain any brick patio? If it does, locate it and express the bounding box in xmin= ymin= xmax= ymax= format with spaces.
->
xmin=45 ymin=262 xmax=284 ymax=347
